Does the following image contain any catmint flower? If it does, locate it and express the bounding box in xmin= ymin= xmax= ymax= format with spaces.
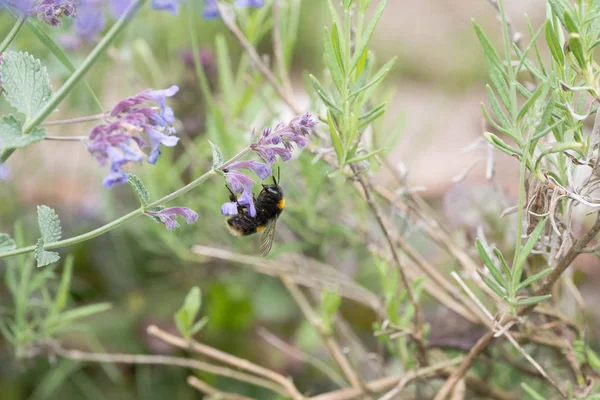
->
xmin=202 ymin=0 xmax=264 ymax=19
xmin=87 ymin=85 xmax=180 ymax=187
xmin=1 ymin=0 xmax=75 ymax=25
xmin=146 ymin=207 xmax=198 ymax=230
xmin=250 ymin=113 xmax=317 ymax=165
xmin=220 ymin=160 xmax=271 ymax=217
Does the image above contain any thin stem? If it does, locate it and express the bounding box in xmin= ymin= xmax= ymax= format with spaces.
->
xmin=42 ymin=112 xmax=111 ymax=126
xmin=511 ymin=139 xmax=529 ymax=297
xmin=187 ymin=377 xmax=254 ymax=400
xmin=0 ymin=147 xmax=251 ymax=259
xmin=1 ymin=0 xmax=147 ymax=163
xmin=0 ymin=14 xmax=27 ymax=55
xmin=44 ymin=136 xmax=88 ymax=141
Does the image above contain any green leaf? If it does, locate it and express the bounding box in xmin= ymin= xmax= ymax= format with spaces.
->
xmin=0 ymin=115 xmax=46 ymax=152
xmin=568 ymin=33 xmax=586 ymax=69
xmin=0 ymin=233 xmax=16 ymax=252
xmin=37 ymin=205 xmax=61 ymax=243
xmin=320 ymin=287 xmax=341 ymax=334
xmin=189 ymin=316 xmax=209 ymax=336
xmin=309 ymin=75 xmax=342 ymax=113
xmin=209 ymin=140 xmax=224 ymax=169
xmin=215 ymin=35 xmax=236 ymax=110
xmin=0 ymin=52 xmax=52 ymax=120
xmin=480 ymin=103 xmax=515 ymax=139
xmin=473 ymin=22 xmax=512 ymax=111
xmin=515 ymin=294 xmax=552 ymax=306
xmin=476 ymin=239 xmax=507 ymax=289
xmin=348 ymin=57 xmax=396 ymax=100
xmin=492 ymin=248 xmax=512 ymax=283
xmin=483 ymin=132 xmax=522 ymax=158
xmin=513 ymin=217 xmax=548 ymax=287
xmin=563 ymin=9 xmax=578 ymax=33
xmin=517 ymin=81 xmax=545 ymax=122
xmin=350 ymin=0 xmax=388 ymax=71
xmin=53 ymin=255 xmax=74 ymax=313
xmin=330 ymin=23 xmax=345 ymax=75
xmin=358 ymin=102 xmax=386 ymax=126
xmin=127 ymin=174 xmax=150 ymax=206
xmin=548 ymin=0 xmax=566 ymax=28
xmin=327 ymin=110 xmax=344 ymax=162
xmin=545 ymin=21 xmax=564 ymax=67
xmin=324 ymin=27 xmax=344 ymax=93
xmin=55 ymin=303 xmax=112 ymax=323
xmin=516 ymin=267 xmax=553 ymax=292
xmin=486 ymin=85 xmax=513 ymax=130
xmin=480 ymin=271 xmax=507 ymax=298
xmin=174 ymin=286 xmax=202 ymax=339
xmin=35 ymin=238 xmax=60 ymax=268
xmin=346 ymin=148 xmax=385 ymax=164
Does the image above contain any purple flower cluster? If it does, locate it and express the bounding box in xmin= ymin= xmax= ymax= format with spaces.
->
xmin=250 ymin=113 xmax=317 ymax=165
xmin=145 ymin=206 xmax=198 ymax=230
xmin=1 ymin=0 xmax=75 ymax=26
xmin=221 ymin=160 xmax=272 ymax=217
xmin=220 ymin=114 xmax=316 ymax=217
xmin=87 ymin=86 xmax=180 ymax=187
xmin=202 ymin=0 xmax=264 ymax=19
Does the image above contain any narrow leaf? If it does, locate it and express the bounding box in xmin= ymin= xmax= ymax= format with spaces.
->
xmin=515 ymin=294 xmax=552 ymax=306
xmin=324 ymin=27 xmax=344 ymax=92
xmin=513 ymin=217 xmax=548 ymax=286
xmin=350 ymin=0 xmax=388 ymax=71
xmin=346 ymin=148 xmax=385 ymax=164
xmin=516 ymin=267 xmax=553 ymax=292
xmin=517 ymin=81 xmax=545 ymax=122
xmin=476 ymin=239 xmax=507 ymax=289
xmin=55 ymin=303 xmax=112 ymax=323
xmin=309 ymin=75 xmax=342 ymax=113
xmin=327 ymin=110 xmax=344 ymax=162
xmin=545 ymin=20 xmax=564 ymax=67
xmin=348 ymin=57 xmax=396 ymax=100
xmin=54 ymin=255 xmax=75 ymax=313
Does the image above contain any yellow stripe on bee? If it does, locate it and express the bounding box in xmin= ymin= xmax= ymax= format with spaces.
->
xmin=277 ymin=198 xmax=285 ymax=210
xmin=257 ymin=225 xmax=265 ymax=232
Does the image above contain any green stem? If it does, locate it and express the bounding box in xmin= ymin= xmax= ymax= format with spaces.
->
xmin=0 ymin=147 xmax=252 ymax=260
xmin=0 ymin=0 xmax=147 ymax=163
xmin=510 ymin=139 xmax=529 ymax=297
xmin=0 ymin=14 xmax=26 ymax=55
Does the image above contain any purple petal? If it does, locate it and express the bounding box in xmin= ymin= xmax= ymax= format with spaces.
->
xmin=147 ymin=85 xmax=179 ymax=124
xmin=103 ymin=170 xmax=128 ymax=187
xmin=202 ymin=0 xmax=219 ymax=18
xmin=225 ymin=171 xmax=254 ymax=193
xmin=221 ymin=202 xmax=239 ymax=216
xmin=238 ymin=186 xmax=256 ymax=217
xmin=235 ymin=0 xmax=264 ymax=7
xmin=111 ymin=0 xmax=132 ymax=16
xmin=75 ymin=0 xmax=105 ymax=41
xmin=271 ymin=147 xmax=293 ymax=161
xmin=151 ymin=0 xmax=179 ymax=14
xmin=0 ymin=163 xmax=9 ymax=181
xmin=146 ymin=207 xmax=198 ymax=230
xmin=227 ymin=160 xmax=272 ymax=180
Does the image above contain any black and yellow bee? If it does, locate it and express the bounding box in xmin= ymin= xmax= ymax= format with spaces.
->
xmin=225 ymin=171 xmax=284 ymax=256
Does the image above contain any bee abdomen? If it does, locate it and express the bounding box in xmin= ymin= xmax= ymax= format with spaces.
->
xmin=226 ymin=216 xmax=264 ymax=236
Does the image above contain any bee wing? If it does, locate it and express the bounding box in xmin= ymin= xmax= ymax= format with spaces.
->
xmin=260 ymin=218 xmax=278 ymax=257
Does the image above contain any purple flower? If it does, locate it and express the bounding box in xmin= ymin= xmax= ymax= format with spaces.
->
xmin=227 ymin=160 xmax=272 ymax=180
xmin=203 ymin=0 xmax=264 ymax=19
xmin=238 ymin=186 xmax=256 ymax=217
xmin=151 ymin=0 xmax=179 ymax=14
xmin=250 ymin=113 xmax=317 ymax=165
xmin=1 ymin=0 xmax=75 ymax=26
xmin=87 ymin=86 xmax=179 ymax=187
xmin=146 ymin=207 xmax=198 ymax=231
xmin=221 ymin=202 xmax=238 ymax=216
xmin=0 ymin=163 xmax=9 ymax=181
xmin=225 ymin=170 xmax=254 ymax=193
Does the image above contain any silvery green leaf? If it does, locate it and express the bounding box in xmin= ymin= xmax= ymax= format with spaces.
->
xmin=476 ymin=239 xmax=507 ymax=289
xmin=54 ymin=255 xmax=74 ymax=313
xmin=545 ymin=21 xmax=564 ymax=67
xmin=324 ymin=27 xmax=344 ymax=93
xmin=37 ymin=205 xmax=61 ymax=243
xmin=0 ymin=115 xmax=46 ymax=152
xmin=0 ymin=52 xmax=52 ymax=120
xmin=515 ymin=294 xmax=552 ymax=306
xmin=0 ymin=233 xmax=16 ymax=252
xmin=512 ymin=217 xmax=548 ymax=288
xmin=127 ymin=174 xmax=150 ymax=206
xmin=350 ymin=0 xmax=388 ymax=71
xmin=209 ymin=140 xmax=224 ymax=169
xmin=35 ymin=238 xmax=60 ymax=268
xmin=348 ymin=57 xmax=396 ymax=100
xmin=54 ymin=303 xmax=112 ymax=323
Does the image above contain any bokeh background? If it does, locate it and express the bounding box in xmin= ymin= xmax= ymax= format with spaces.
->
xmin=1 ymin=1 xmax=594 ymax=399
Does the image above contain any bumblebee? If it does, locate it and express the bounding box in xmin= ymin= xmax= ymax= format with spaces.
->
xmin=226 ymin=170 xmax=284 ymax=257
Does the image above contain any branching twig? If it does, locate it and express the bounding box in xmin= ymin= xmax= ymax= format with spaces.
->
xmin=187 ymin=376 xmax=254 ymax=400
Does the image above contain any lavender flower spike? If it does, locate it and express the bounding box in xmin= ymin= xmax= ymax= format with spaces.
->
xmin=146 ymin=207 xmax=198 ymax=231
xmin=250 ymin=113 xmax=317 ymax=165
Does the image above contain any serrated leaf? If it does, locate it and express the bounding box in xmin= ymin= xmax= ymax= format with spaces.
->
xmin=0 ymin=233 xmax=16 ymax=252
xmin=350 ymin=0 xmax=388 ymax=71
xmin=35 ymin=238 xmax=60 ymax=268
xmin=208 ymin=140 xmax=224 ymax=169
xmin=37 ymin=205 xmax=61 ymax=243
xmin=476 ymin=239 xmax=507 ymax=289
xmin=0 ymin=115 xmax=46 ymax=151
xmin=515 ymin=294 xmax=552 ymax=306
xmin=0 ymin=52 xmax=52 ymax=120
xmin=127 ymin=174 xmax=150 ymax=206
xmin=516 ymin=267 xmax=553 ymax=292
xmin=174 ymin=286 xmax=201 ymax=339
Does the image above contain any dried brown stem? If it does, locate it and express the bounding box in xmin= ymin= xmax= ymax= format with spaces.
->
xmin=352 ymin=167 xmax=428 ymax=366
xmin=147 ymin=324 xmax=305 ymax=400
